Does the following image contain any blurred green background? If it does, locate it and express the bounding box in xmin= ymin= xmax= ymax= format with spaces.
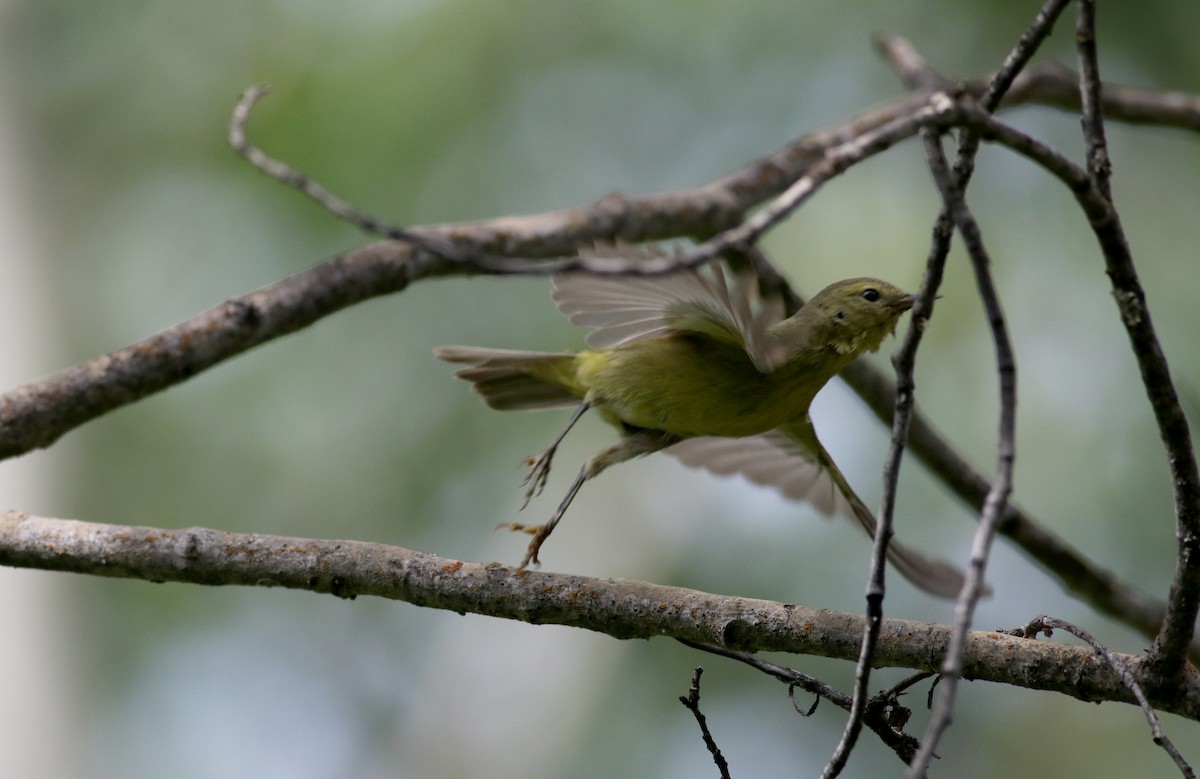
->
xmin=1 ymin=1 xmax=1199 ymax=776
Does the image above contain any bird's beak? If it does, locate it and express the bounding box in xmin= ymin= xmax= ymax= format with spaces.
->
xmin=897 ymin=294 xmax=916 ymax=312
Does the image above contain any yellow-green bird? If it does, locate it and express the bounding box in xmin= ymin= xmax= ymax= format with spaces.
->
xmin=436 ymin=255 xmax=964 ymax=598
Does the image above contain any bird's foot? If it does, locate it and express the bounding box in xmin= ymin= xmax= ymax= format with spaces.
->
xmin=495 ymin=521 xmax=550 ymax=568
xmin=519 ymin=448 xmax=556 ymax=509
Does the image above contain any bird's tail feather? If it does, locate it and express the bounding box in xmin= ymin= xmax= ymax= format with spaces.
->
xmin=434 ymin=346 xmax=581 ymax=410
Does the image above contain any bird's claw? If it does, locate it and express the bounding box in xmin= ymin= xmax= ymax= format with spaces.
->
xmin=520 ymin=449 xmax=555 ymax=509
xmin=495 ymin=521 xmax=540 ymax=537
xmin=495 ymin=521 xmax=550 ymax=569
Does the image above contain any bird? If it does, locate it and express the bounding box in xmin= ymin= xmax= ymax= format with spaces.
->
xmin=435 ymin=251 xmax=965 ymax=597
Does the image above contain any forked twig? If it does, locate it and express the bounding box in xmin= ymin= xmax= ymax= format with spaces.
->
xmin=679 ymin=639 xmax=927 ymax=769
xmin=1002 ymin=616 xmax=1194 ymax=778
xmin=677 ymin=668 xmax=731 ymax=779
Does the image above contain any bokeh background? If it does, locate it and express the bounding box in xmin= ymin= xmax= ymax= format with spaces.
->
xmin=2 ymin=1 xmax=1199 ymax=777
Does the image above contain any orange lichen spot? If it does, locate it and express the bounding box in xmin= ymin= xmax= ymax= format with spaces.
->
xmin=440 ymin=561 xmax=464 ymax=574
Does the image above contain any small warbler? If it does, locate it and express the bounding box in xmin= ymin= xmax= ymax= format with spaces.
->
xmin=436 ymin=253 xmax=963 ymax=597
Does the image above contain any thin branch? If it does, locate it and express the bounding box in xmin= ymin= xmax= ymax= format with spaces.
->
xmin=679 ymin=640 xmax=926 ymax=769
xmin=821 ymin=510 xmax=889 ymax=777
xmin=235 ymin=85 xmax=964 ymax=280
xmin=862 ymin=31 xmax=1200 ymax=655
xmin=680 ymin=639 xmax=848 ymax=707
xmin=975 ymin=0 xmax=1075 ymax=114
xmin=1003 ymin=617 xmax=1195 ymax=778
xmin=1077 ymin=0 xmax=1200 ymax=686
xmin=907 ymin=133 xmax=1018 ymax=778
xmin=997 ymin=61 xmax=1200 ymax=132
xmin=874 ymin=0 xmax=1072 ymax=112
xmin=877 ymin=33 xmax=1200 ymax=136
xmin=900 ymin=68 xmax=1200 ymax=667
xmin=230 ymin=86 xmax=471 ymax=265
xmin=825 ymin=9 xmax=1068 ymax=761
xmin=5 ymin=510 xmax=1199 ymax=717
xmin=822 ymin=328 xmax=923 ymax=775
xmin=1075 ymin=0 xmax=1113 ymax=201
xmin=677 ymin=668 xmax=731 ymax=779
xmin=876 ymin=6 xmax=1064 ymax=774
xmin=842 ymin=356 xmax=1185 ymax=655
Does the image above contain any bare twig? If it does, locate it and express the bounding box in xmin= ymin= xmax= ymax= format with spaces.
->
xmin=821 ymin=68 xmax=1033 ymax=779
xmin=234 ymin=84 xmax=964 ymax=280
xmin=821 ymin=495 xmax=890 ymax=776
xmin=1003 ymin=617 xmax=1195 ymax=778
xmin=822 ymin=339 xmax=918 ymax=776
xmin=679 ymin=640 xmax=849 ymax=708
xmin=976 ymin=0 xmax=1074 ymax=112
xmin=1078 ymin=0 xmax=1200 ymax=686
xmin=677 ymin=668 xmax=731 ymax=779
xmin=860 ymin=27 xmax=1200 ymax=658
xmin=871 ymin=6 xmax=1068 ymax=776
xmin=678 ymin=640 xmax=926 ymax=769
xmin=842 ymin=356 xmax=1185 ymax=655
xmin=878 ymin=32 xmax=1200 ymax=136
xmin=997 ymin=61 xmax=1200 ymax=132
xmin=944 ymin=111 xmax=1200 ymax=683
xmin=6 ymin=510 xmax=1200 ymax=718
xmin=1075 ymin=0 xmax=1113 ymax=201
xmin=907 ymin=132 xmax=1018 ymax=777
xmin=230 ymin=86 xmax=471 ymax=265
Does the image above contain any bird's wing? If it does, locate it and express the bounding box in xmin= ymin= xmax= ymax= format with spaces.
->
xmin=552 ymin=247 xmax=785 ymax=371
xmin=664 ymin=430 xmax=851 ymax=517
xmin=666 ymin=420 xmax=969 ymax=599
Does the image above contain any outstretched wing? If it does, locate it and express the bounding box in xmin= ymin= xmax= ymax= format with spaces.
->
xmin=665 ymin=419 xmax=969 ymax=599
xmin=664 ymin=430 xmax=851 ymax=517
xmin=551 ymin=246 xmax=787 ymax=371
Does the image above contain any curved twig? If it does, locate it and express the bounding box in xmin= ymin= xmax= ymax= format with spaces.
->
xmin=1003 ymin=616 xmax=1194 ymax=778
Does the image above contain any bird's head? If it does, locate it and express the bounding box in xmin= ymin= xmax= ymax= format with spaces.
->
xmin=792 ymin=278 xmax=914 ymax=357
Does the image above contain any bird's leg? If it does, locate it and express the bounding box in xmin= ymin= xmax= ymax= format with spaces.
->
xmin=520 ymin=399 xmax=592 ymax=509
xmin=501 ymin=428 xmax=680 ymax=568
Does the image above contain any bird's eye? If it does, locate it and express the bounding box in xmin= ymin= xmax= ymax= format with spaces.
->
xmin=861 ymin=288 xmax=881 ymax=302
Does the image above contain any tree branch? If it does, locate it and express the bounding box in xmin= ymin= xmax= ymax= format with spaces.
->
xmin=2 ymin=510 xmax=1197 ymax=719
